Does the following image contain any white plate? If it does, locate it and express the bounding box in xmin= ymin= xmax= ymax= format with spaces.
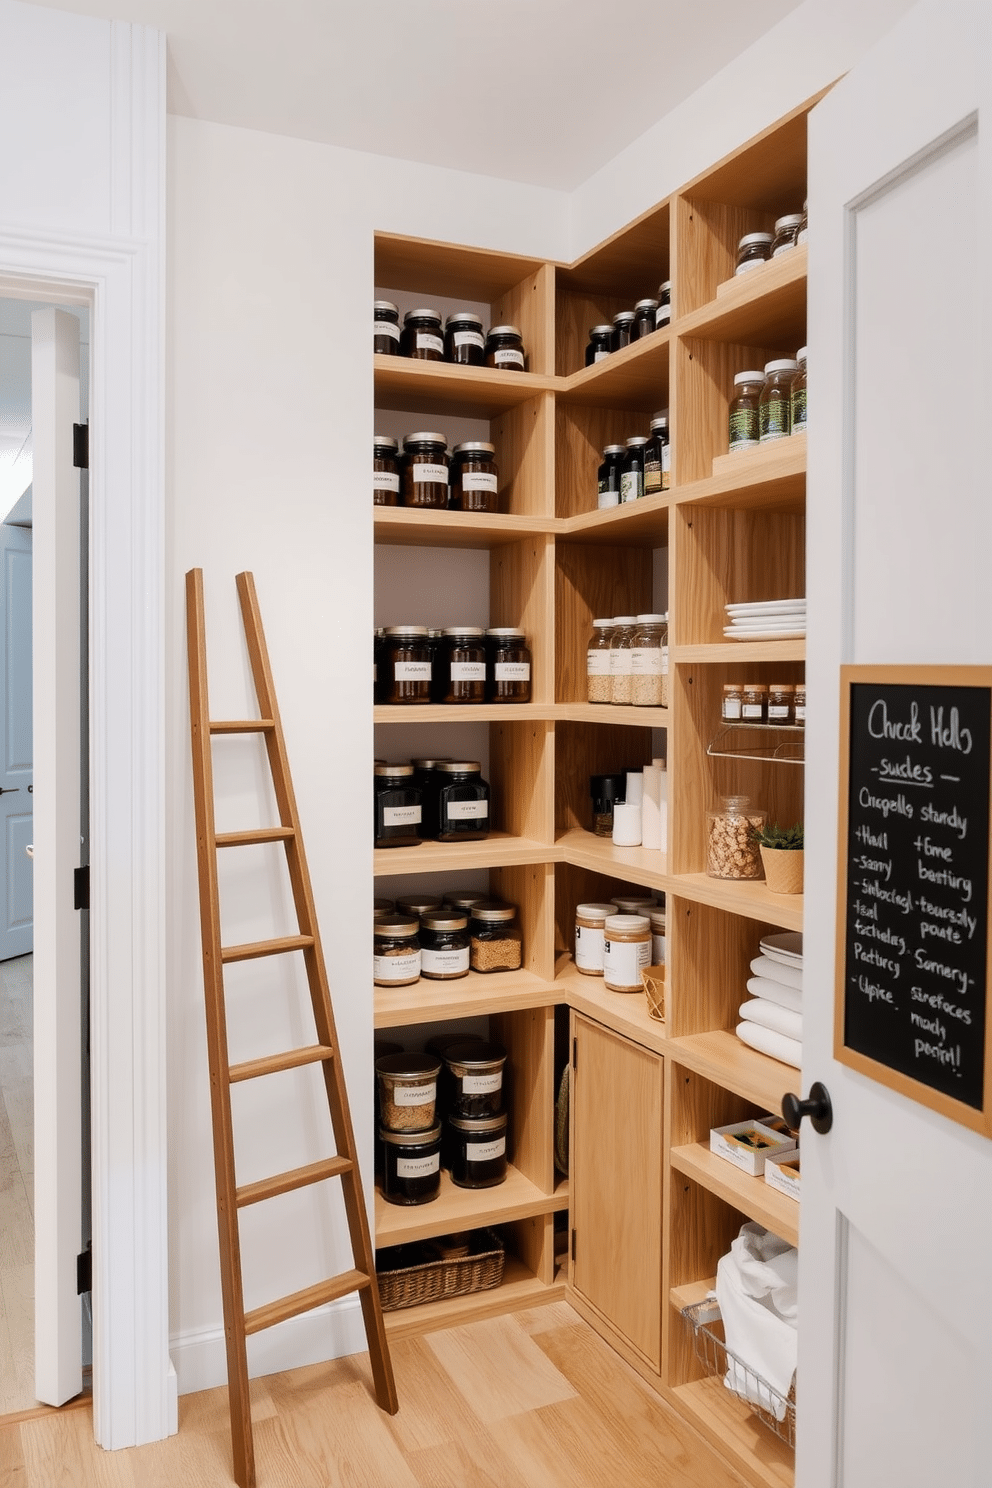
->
xmin=760 ymin=931 xmax=804 ymax=965
xmin=723 ymin=628 xmax=806 ymax=641
xmin=725 ymin=615 xmax=806 ymax=630
xmin=726 ymin=598 xmax=807 ymax=615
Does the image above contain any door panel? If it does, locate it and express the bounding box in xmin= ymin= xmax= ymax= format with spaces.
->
xmin=1 ymin=522 xmax=32 ymax=959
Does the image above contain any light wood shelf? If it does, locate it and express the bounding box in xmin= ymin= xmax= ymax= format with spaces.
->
xmin=556 ymin=827 xmax=669 ymax=888
xmin=668 ymin=1031 xmax=797 ymax=1112
xmin=381 ymin=1255 xmax=567 ymax=1340
xmin=562 ymin=495 xmax=672 ymax=545
xmin=374 ymin=1166 xmax=568 ymax=1247
xmin=674 ymin=641 xmax=805 ymax=664
xmin=671 ymin=1377 xmax=795 ymax=1488
xmin=373 ymin=832 xmax=553 ymax=877
xmin=552 ymin=700 xmax=669 ymax=726
xmin=667 ymin=874 xmax=803 ymax=931
xmin=374 ymin=702 xmax=555 ymax=724
xmin=556 ymin=963 xmax=668 ymax=1056
xmin=678 ymin=247 xmax=807 ymax=346
xmin=373 ymin=507 xmax=557 ymax=549
xmin=669 ymin=1276 xmax=716 ymax=1312
xmin=374 ymin=967 xmax=559 ymax=1028
xmin=374 ymin=355 xmax=555 ymax=418
xmin=670 ymin=1142 xmax=798 ymax=1247
xmin=673 ymin=434 xmax=805 ymax=515
xmin=558 ymin=326 xmax=671 ymax=410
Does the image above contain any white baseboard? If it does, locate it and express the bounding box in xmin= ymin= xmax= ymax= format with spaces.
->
xmin=167 ymin=1360 xmax=178 ymax=1435
xmin=170 ymin=1294 xmax=367 ymax=1396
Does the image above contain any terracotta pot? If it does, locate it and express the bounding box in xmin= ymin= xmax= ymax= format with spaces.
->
xmin=760 ymin=845 xmax=804 ymax=895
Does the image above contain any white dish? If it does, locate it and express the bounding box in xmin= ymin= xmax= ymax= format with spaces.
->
xmin=726 ymin=598 xmax=807 ymax=615
xmin=725 ymin=615 xmax=806 ymax=630
xmin=760 ymin=931 xmax=804 ymax=966
xmin=723 ymin=628 xmax=806 ymax=641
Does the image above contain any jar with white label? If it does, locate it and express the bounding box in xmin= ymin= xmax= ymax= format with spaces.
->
xmin=768 ymin=682 xmax=794 ymax=725
xmin=375 ymin=1051 xmax=442 ymax=1131
xmin=401 ymin=307 xmax=444 ymax=361
xmin=373 ymin=916 xmax=421 ymax=987
xmin=620 ymin=436 xmax=649 ymax=503
xmin=444 ymin=1040 xmax=507 ymax=1117
xmin=633 ymin=299 xmax=658 ymax=339
xmin=603 ymin=914 xmax=652 ymax=993
xmin=597 ymin=445 xmax=625 ymax=508
xmin=574 ymin=901 xmax=615 ymax=976
xmin=373 ymin=435 xmax=400 ymax=507
xmin=379 ymin=1124 xmax=442 ymax=1205
xmin=630 ymin=614 xmax=666 ymax=707
xmin=649 ymin=906 xmax=667 ymax=966
xmin=402 ymin=432 xmax=449 ymax=508
xmin=444 ymin=311 xmax=486 ymax=366
xmin=609 ymin=616 xmax=638 ymax=705
xmin=373 ymin=300 xmax=401 ymax=356
xmin=450 ymin=442 xmax=499 ymax=513
xmin=419 ymin=909 xmax=470 ymax=980
xmin=486 ymin=628 xmax=532 ymax=703
xmin=586 ymin=325 xmax=613 ymax=366
xmin=644 ymin=415 xmax=670 ymax=497
xmin=722 ymin=682 xmax=744 ymax=721
xmin=485 ymin=324 xmax=525 ymax=372
xmin=384 ymin=625 xmax=431 ymax=704
xmin=771 ymin=213 xmax=803 ymax=257
xmin=742 ymin=682 xmax=768 ymax=723
xmin=440 ymin=627 xmax=486 ymax=704
xmin=374 ymin=764 xmax=422 ymax=848
xmin=794 ymin=682 xmax=806 ymax=725
xmin=736 ymin=232 xmax=773 ymax=275
xmin=447 ymin=1112 xmax=508 ymax=1188
xmin=435 ymin=761 xmax=490 ymax=842
xmin=587 ymin=617 xmax=614 ymax=703
xmin=655 ymin=281 xmax=672 ymax=326
xmin=469 ymin=901 xmax=522 ymax=973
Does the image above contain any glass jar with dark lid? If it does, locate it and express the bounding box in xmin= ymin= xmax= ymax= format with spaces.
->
xmin=655 ymin=281 xmax=672 ymax=326
xmin=620 ymin=435 xmax=650 ymax=503
xmin=402 ymin=432 xmax=448 ymax=508
xmin=597 ymin=445 xmax=625 ymax=509
xmin=444 ymin=311 xmax=486 ymax=366
xmin=771 ymin=213 xmax=803 ymax=257
xmin=450 ymin=442 xmax=498 ymax=513
xmin=444 ymin=1040 xmax=507 ymax=1116
xmin=374 ymin=764 xmax=422 ymax=848
xmin=374 ymin=627 xmax=387 ymax=703
xmin=440 ymin=627 xmax=486 ymax=704
xmin=401 ymin=307 xmax=444 ymax=360
xmin=644 ymin=415 xmax=669 ymax=497
xmin=379 ymin=1124 xmax=441 ymax=1205
xmin=736 ymin=232 xmax=773 ymax=275
xmin=470 ymin=901 xmax=522 ymax=974
xmin=485 ymin=324 xmax=525 ymax=372
xmin=611 ymin=310 xmax=635 ymax=352
xmin=384 ymin=625 xmax=431 ymax=703
xmin=435 ymin=761 xmax=490 ymax=841
xmin=374 ymin=300 xmax=401 ymax=356
xmin=585 ymin=325 xmax=613 ymax=366
xmin=373 ymin=917 xmax=421 ymax=987
xmin=447 ymin=1111 xmax=508 ymax=1188
xmin=486 ymin=628 xmax=531 ymax=702
xmin=419 ymin=909 xmax=470 ymax=980
xmin=633 ymin=299 xmax=658 ymax=340
xmin=373 ymin=435 xmax=400 ymax=507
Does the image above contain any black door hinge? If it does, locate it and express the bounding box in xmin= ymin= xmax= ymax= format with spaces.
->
xmin=77 ymin=1246 xmax=91 ymax=1295
xmin=570 ymin=1228 xmax=576 ymax=1262
xmin=73 ymin=422 xmax=89 ymax=470
xmin=74 ymin=865 xmax=90 ymax=910
xmin=572 ymin=1036 xmax=577 ymax=1071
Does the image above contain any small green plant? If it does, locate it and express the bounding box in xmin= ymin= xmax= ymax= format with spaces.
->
xmin=752 ymin=821 xmax=804 ymax=851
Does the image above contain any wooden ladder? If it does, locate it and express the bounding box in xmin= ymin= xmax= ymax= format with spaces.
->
xmin=185 ymin=568 xmax=398 ymax=1488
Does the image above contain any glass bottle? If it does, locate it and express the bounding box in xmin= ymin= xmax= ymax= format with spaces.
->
xmin=586 ymin=618 xmax=614 ymax=703
xmin=655 ymin=280 xmax=672 ymax=327
xmin=633 ymin=299 xmax=658 ymax=339
xmin=450 ymin=441 xmax=498 ymax=512
xmin=728 ymin=371 xmax=766 ymax=452
xmin=630 ymin=614 xmax=666 ymax=707
xmin=444 ymin=311 xmax=486 ymax=366
xmin=400 ymin=308 xmax=444 ymax=360
xmin=373 ymin=435 xmax=400 ymax=507
xmin=597 ymin=445 xmax=625 ymax=508
xmin=620 ymin=436 xmax=649 ymax=503
xmin=485 ymin=325 xmax=525 ymax=371
xmin=486 ymin=628 xmax=531 ymax=703
xmin=759 ymin=360 xmax=799 ymax=442
xmin=440 ymin=627 xmax=486 ymax=704
xmin=373 ymin=301 xmax=401 ymax=356
xmin=586 ymin=325 xmax=613 ymax=366
xmin=791 ymin=347 xmax=807 ymax=435
xmin=644 ymin=413 xmax=669 ymax=496
xmin=609 ymin=616 xmax=638 ymax=705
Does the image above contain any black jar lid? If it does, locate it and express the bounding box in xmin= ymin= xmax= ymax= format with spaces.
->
xmin=634 ymin=298 xmax=659 ymax=311
xmin=445 ymin=311 xmax=484 ymax=328
xmin=374 ymin=300 xmax=399 ymax=314
xmin=442 ymin=626 xmax=484 ymax=638
xmin=470 ymin=901 xmax=517 ymax=922
xmin=379 ymin=1123 xmax=441 ymax=1147
xmin=374 ymin=434 xmax=398 ymax=451
xmin=613 ymin=310 xmax=636 ymax=325
xmin=404 ymin=307 xmax=441 ymax=322
xmin=589 ymin=771 xmax=625 ymax=800
xmin=374 ymin=762 xmax=415 ymax=778
xmin=437 ymin=760 xmax=482 ymax=773
xmin=374 ymin=916 xmax=420 ymax=937
xmin=590 ymin=324 xmax=613 ymax=336
xmin=447 ymin=1111 xmax=507 ymax=1134
xmin=396 ymin=894 xmax=442 ymax=915
xmin=403 ymin=431 xmax=447 ymax=448
xmin=488 ymin=324 xmax=521 ymax=338
xmin=445 ymin=1039 xmax=507 ymax=1069
xmin=602 ymin=443 xmax=626 ymax=456
xmin=385 ymin=624 xmax=428 ymax=637
xmin=452 ymin=441 xmax=496 ymax=455
xmin=374 ymin=1051 xmax=442 ymax=1079
xmin=420 ymin=908 xmax=468 ymax=931
xmin=485 ymin=627 xmax=525 ymax=639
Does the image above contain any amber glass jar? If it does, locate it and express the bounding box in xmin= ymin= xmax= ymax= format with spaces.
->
xmin=444 ymin=311 xmax=485 ymax=366
xmin=485 ymin=325 xmax=525 ymax=371
xmin=444 ymin=1041 xmax=507 ymax=1117
xmin=401 ymin=307 xmax=444 ymax=360
xmin=791 ymin=347 xmax=807 ymax=434
xmin=373 ymin=300 xmax=401 ymax=355
xmin=373 ymin=435 xmax=400 ymax=507
xmin=759 ymin=360 xmax=798 ymax=442
xmin=373 ymin=764 xmax=422 ymax=848
xmin=644 ymin=415 xmax=669 ymax=496
xmin=447 ymin=1112 xmax=508 ymax=1188
xmin=729 ymin=371 xmax=766 ymax=452
xmin=384 ymin=625 xmax=431 ymax=703
xmin=768 ymin=683 xmax=795 ymax=725
xmin=741 ymin=682 xmax=769 ymax=723
xmin=735 ymin=232 xmax=773 ymax=275
xmin=439 ymin=627 xmax=486 ymax=704
xmin=486 ymin=628 xmax=531 ymax=703
xmin=450 ymin=442 xmax=498 ymax=512
xmin=419 ymin=909 xmax=470 ymax=980
xmin=633 ymin=299 xmax=658 ymax=339
xmin=585 ymin=325 xmax=613 ymax=366
xmin=794 ymin=682 xmax=807 ymax=725
xmin=402 ymin=432 xmax=448 ymax=508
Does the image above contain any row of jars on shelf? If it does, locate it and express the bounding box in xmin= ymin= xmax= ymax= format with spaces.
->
xmin=586 ymin=615 xmax=669 ymax=707
xmin=374 ymin=759 xmax=490 ymax=848
xmin=375 ymin=625 xmax=532 ymax=706
xmin=722 ymin=682 xmax=806 ymax=727
xmin=729 ymin=348 xmax=807 ymax=451
xmin=374 ymin=303 xmax=527 ymax=370
xmin=597 ymin=413 xmax=670 ymax=507
xmin=584 ymin=281 xmax=671 ymax=365
xmin=373 ymin=432 xmax=500 ymax=512
xmin=373 ymin=899 xmax=522 ymax=986
xmin=735 ymin=205 xmax=808 ymax=275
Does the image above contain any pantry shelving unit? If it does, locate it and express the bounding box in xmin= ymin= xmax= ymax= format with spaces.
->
xmin=371 ymin=91 xmax=818 ymax=1488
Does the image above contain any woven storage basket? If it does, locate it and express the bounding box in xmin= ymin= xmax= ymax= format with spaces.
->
xmin=641 ymin=965 xmax=666 ymax=1021
xmin=376 ymin=1228 xmax=505 ymax=1312
xmin=759 ymin=846 xmax=804 ymax=895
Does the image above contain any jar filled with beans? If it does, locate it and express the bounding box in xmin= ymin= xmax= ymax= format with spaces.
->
xmin=706 ymin=795 xmax=766 ymax=880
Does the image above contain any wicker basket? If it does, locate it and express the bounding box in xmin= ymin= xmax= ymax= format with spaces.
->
xmin=375 ymin=1228 xmax=505 ymax=1312
xmin=641 ymin=964 xmax=666 ymax=1021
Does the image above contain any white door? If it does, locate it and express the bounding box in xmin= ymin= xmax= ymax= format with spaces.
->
xmin=0 ymin=520 xmax=32 ymax=959
xmin=800 ymin=3 xmax=991 ymax=1485
xmin=31 ymin=307 xmax=83 ymax=1406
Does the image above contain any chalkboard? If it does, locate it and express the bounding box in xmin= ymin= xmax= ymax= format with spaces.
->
xmin=836 ymin=666 xmax=992 ymax=1135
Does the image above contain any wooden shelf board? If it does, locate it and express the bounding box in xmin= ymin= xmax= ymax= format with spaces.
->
xmin=670 ymin=1142 xmax=798 ymax=1247
xmin=374 ymin=355 xmax=555 ymax=418
xmin=558 ymin=329 xmax=671 ymax=411
xmin=556 ymin=828 xmax=669 ymax=890
xmin=679 ymin=248 xmax=807 ymax=346
xmin=667 ymin=1031 xmax=797 ymax=1114
xmin=375 ymin=1165 xmax=566 ymax=1246
xmin=374 ymin=833 xmax=554 ymax=877
xmin=374 ymin=507 xmax=557 ymax=549
xmin=560 ymin=493 xmax=672 ymax=545
xmin=667 ymin=873 xmax=803 ymax=930
xmin=552 ymin=701 xmax=669 ymax=726
xmin=672 ymin=435 xmax=806 ymax=515
xmin=675 ymin=640 xmax=806 ymax=663
xmin=374 ymin=701 xmax=555 ymax=724
xmin=556 ymin=962 xmax=668 ymax=1055
xmin=671 ymin=1377 xmax=794 ymax=1488
xmin=669 ymin=1276 xmax=716 ymax=1313
xmin=381 ymin=1256 xmax=567 ymax=1340
xmin=374 ymin=968 xmax=559 ymax=1028
xmin=375 ymin=234 xmax=547 ymax=302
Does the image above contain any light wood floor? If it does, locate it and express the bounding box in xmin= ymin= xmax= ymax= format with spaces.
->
xmin=0 ymin=1302 xmax=748 ymax=1486
xmin=0 ymin=953 xmax=34 ymax=1418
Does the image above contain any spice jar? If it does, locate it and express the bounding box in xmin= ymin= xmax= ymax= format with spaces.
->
xmin=609 ymin=615 xmax=638 ymax=705
xmin=444 ymin=1040 xmax=507 ymax=1117
xmin=435 ymin=761 xmax=490 ymax=841
xmin=375 ymin=1051 xmax=442 ymax=1131
xmin=574 ymin=901 xmax=615 ymax=976
xmin=486 ymin=628 xmax=531 ymax=703
xmin=649 ymin=906 xmax=667 ymax=966
xmin=797 ymin=199 xmax=808 ymax=245
xmin=396 ymin=892 xmax=442 ymax=917
xmin=620 ymin=436 xmax=649 ymax=503
xmin=759 ymin=360 xmax=798 ymax=442
xmin=402 ymin=432 xmax=449 ymax=508
xmin=768 ymin=682 xmax=795 ymax=725
xmin=384 ymin=625 xmax=431 ymax=703
xmin=373 ymin=435 xmax=400 ymax=507
xmin=794 ymin=682 xmax=806 ymax=725
xmin=589 ymin=773 xmax=625 ymax=837
xmin=586 ymin=325 xmax=613 ymax=366
xmin=374 ymin=764 xmax=422 ymax=848
xmin=450 ymin=441 xmax=499 ymax=513
xmin=469 ymin=901 xmax=522 ymax=973
xmin=728 ymin=371 xmax=766 ymax=452
xmin=485 ymin=324 xmax=525 ymax=371
xmin=610 ymin=895 xmax=655 ymax=916
xmin=735 ymin=232 xmax=773 ymax=275
xmin=597 ymin=445 xmax=625 ymax=508
xmin=644 ymin=414 xmax=670 ymax=497
xmin=447 ymin=1112 xmax=508 ymax=1188
xmin=611 ymin=310 xmax=635 ymax=352
xmin=633 ymin=299 xmax=658 ymax=339
xmin=373 ymin=916 xmax=422 ymax=987
xmin=722 ymin=682 xmax=744 ymax=721
xmin=379 ymin=1124 xmax=442 ymax=1205
xmin=603 ymin=914 xmax=651 ymax=993
xmin=439 ymin=627 xmax=486 ymax=704
xmin=442 ymin=890 xmax=488 ymax=911
xmin=771 ymin=214 xmax=803 ymax=257
xmin=373 ymin=300 xmax=401 ymax=356
xmin=791 ymin=347 xmax=807 ymax=435
xmin=419 ymin=909 xmax=470 ymax=980
xmin=374 ymin=628 xmax=387 ymax=703
xmin=655 ymin=281 xmax=672 ymax=327
xmin=742 ymin=682 xmax=769 ymax=723
xmin=706 ymin=795 xmax=766 ymax=880
xmin=630 ymin=614 xmax=666 ymax=707
xmin=444 ymin=311 xmax=486 ymax=366
xmin=587 ymin=618 xmax=614 ymax=703
xmin=401 ymin=307 xmax=444 ymax=360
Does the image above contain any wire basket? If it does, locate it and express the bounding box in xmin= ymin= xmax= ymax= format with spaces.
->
xmin=681 ymin=1297 xmax=796 ymax=1448
xmin=641 ymin=965 xmax=666 ymax=1021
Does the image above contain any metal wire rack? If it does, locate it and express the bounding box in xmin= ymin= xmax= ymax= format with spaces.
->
xmin=681 ymin=1297 xmax=796 ymax=1449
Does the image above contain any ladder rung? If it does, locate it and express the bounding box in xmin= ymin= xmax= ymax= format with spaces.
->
xmin=209 ymin=718 xmax=275 ymax=733
xmin=215 ymin=826 xmax=295 ymax=848
xmin=236 ymin=1155 xmax=353 ymax=1208
xmin=221 ymin=933 xmax=314 ymax=963
xmin=244 ymin=1270 xmax=372 ymax=1336
xmin=229 ymin=1044 xmax=334 ymax=1084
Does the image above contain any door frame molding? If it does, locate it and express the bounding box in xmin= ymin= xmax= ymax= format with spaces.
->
xmin=0 ymin=20 xmax=171 ymax=1448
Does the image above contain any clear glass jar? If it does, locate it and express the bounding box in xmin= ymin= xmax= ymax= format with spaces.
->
xmin=644 ymin=414 xmax=670 ymax=496
xmin=722 ymin=682 xmax=744 ymax=721
xmin=396 ymin=891 xmax=442 ymax=917
xmin=706 ymin=795 xmax=766 ymax=879
xmin=450 ymin=441 xmax=498 ymax=512
xmin=797 ymin=199 xmax=808 ymax=245
xmin=419 ymin=909 xmax=470 ymax=980
xmin=384 ymin=625 xmax=431 ymax=704
xmin=469 ymin=902 xmax=522 ymax=973
xmin=768 ymin=683 xmax=795 ymax=725
xmin=447 ymin=1112 xmax=508 ymax=1188
xmin=649 ymin=907 xmax=667 ymax=966
xmin=439 ymin=627 xmax=486 ymax=704
xmin=586 ymin=325 xmax=613 ymax=366
xmin=791 ymin=347 xmax=807 ymax=434
xmin=655 ymin=280 xmax=672 ymax=326
xmin=373 ymin=916 xmax=421 ymax=987
xmin=610 ymin=895 xmax=655 ymax=916
xmin=401 ymin=308 xmax=444 ymax=361
xmin=444 ymin=311 xmax=486 ymax=366
xmin=373 ymin=300 xmax=401 ymax=356
xmin=633 ymin=299 xmax=658 ymax=339
xmin=620 ymin=436 xmax=649 ymax=504
xmin=374 ymin=763 xmax=422 ymax=848
xmin=587 ymin=617 xmax=614 ymax=703
xmin=609 ymin=615 xmax=638 ymax=705
xmin=402 ymin=432 xmax=449 ymax=508
xmin=603 ymin=913 xmax=651 ymax=993
xmin=794 ymin=682 xmax=806 ymax=725
xmin=735 ymin=232 xmax=773 ymax=275
xmin=486 ymin=628 xmax=531 ymax=703
xmin=375 ymin=1052 xmax=442 ymax=1131
xmin=435 ymin=761 xmax=490 ymax=842
xmin=444 ymin=1041 xmax=507 ymax=1117
xmin=611 ymin=310 xmax=635 ymax=352
xmin=442 ymin=890 xmax=489 ymax=912
xmin=373 ymin=435 xmax=400 ymax=507
xmin=742 ymin=682 xmax=769 ymax=723
xmin=589 ymin=772 xmax=625 ymax=836
xmin=574 ymin=901 xmax=616 ymax=976
xmin=597 ymin=445 xmax=625 ymax=508
xmin=760 ymin=360 xmax=798 ymax=442
xmin=373 ymin=627 xmax=387 ymax=704
xmin=379 ymin=1124 xmax=442 ymax=1205
xmin=771 ymin=213 xmax=803 ymax=256
xmin=485 ymin=324 xmax=525 ymax=371
xmin=630 ymin=613 xmax=666 ymax=707
xmin=729 ymin=371 xmax=766 ymax=452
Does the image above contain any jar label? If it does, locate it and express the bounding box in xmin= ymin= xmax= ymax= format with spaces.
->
xmin=373 ymin=952 xmax=421 ymax=982
xmin=772 ymin=242 xmax=795 ymax=258
xmin=797 ymin=227 xmax=808 ymax=244
xmin=373 ymin=471 xmax=400 ymax=491
xmin=462 ymin=472 xmax=498 ymax=493
xmin=652 ymin=932 xmax=667 ymax=965
xmin=722 ymin=699 xmax=743 ymax=721
xmin=794 ymin=704 xmax=806 ymax=723
xmin=416 ymin=332 xmax=444 ymax=354
xmin=792 ymin=389 xmax=807 ymax=432
xmin=382 ymin=804 xmax=422 ymax=826
xmin=630 ymin=647 xmax=662 ymax=676
xmin=729 ymin=408 xmax=760 ymax=449
xmin=603 ymin=935 xmax=651 ymax=989
xmin=661 ymin=444 xmax=671 ymax=477
xmin=396 ymin=1153 xmax=440 ymax=1179
xmin=741 ymin=704 xmax=764 ymax=721
xmin=644 ymin=462 xmax=662 ymax=494
xmin=393 ymin=1081 xmax=435 ymax=1106
xmin=597 ymin=487 xmax=619 ymax=509
xmin=374 ymin=320 xmax=400 ymax=341
xmin=594 ymin=350 xmax=610 ymax=362
xmin=446 ymin=799 xmax=489 ymax=820
xmin=655 ymin=306 xmax=671 ymax=326
xmin=412 ymin=463 xmax=448 ymax=484
xmin=454 ymin=329 xmax=485 ymax=349
xmin=575 ymin=923 xmax=605 ymax=971
xmin=735 ymin=258 xmax=766 ymax=276
xmin=495 ymin=661 xmax=530 ymax=681
xmin=610 ymin=649 xmax=633 ymax=676
xmin=760 ymin=398 xmax=790 ymax=440
xmin=450 ymin=662 xmax=486 ymax=681
xmin=587 ymin=650 xmax=611 ymax=676
xmin=421 ymin=945 xmax=470 ymax=974
xmin=661 ymin=645 xmax=669 ymax=675
xmin=768 ymin=705 xmax=790 ymax=721
xmin=394 ymin=661 xmax=431 ymax=680
xmin=620 ymin=471 xmax=642 ymax=503
xmin=466 ymin=1137 xmax=506 ymax=1162
xmin=494 ymin=347 xmax=524 ymax=367
xmin=462 ymin=1071 xmax=502 ymax=1095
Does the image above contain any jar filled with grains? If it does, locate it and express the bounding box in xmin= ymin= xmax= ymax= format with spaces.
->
xmin=375 ymin=1052 xmax=442 ymax=1131
xmin=768 ymin=683 xmax=795 ymax=724
xmin=630 ymin=614 xmax=666 ymax=706
xmin=469 ymin=901 xmax=522 ymax=973
xmin=609 ymin=616 xmax=638 ymax=705
xmin=373 ymin=917 xmax=422 ymax=987
xmin=587 ymin=618 xmax=614 ymax=703
xmin=722 ymin=682 xmax=744 ymax=721
xmin=706 ymin=795 xmax=766 ymax=880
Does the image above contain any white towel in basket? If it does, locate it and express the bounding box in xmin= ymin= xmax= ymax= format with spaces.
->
xmin=715 ymin=1222 xmax=798 ymax=1420
xmin=739 ymin=997 xmax=803 ymax=1043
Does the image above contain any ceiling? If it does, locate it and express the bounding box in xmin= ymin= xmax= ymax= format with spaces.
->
xmin=25 ymin=0 xmax=802 ymax=189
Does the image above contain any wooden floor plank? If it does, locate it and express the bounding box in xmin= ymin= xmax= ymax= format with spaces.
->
xmin=380 ymin=1335 xmax=487 ymax=1453
xmin=425 ymin=1315 xmax=576 ymax=1423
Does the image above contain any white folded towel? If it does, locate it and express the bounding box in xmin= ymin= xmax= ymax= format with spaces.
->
xmin=715 ymin=1222 xmax=798 ymax=1419
xmin=750 ymin=955 xmax=803 ymax=991
xmin=736 ymin=1021 xmax=802 ymax=1069
xmin=746 ymin=976 xmax=803 ymax=1014
xmin=739 ymin=998 xmax=803 ymax=1042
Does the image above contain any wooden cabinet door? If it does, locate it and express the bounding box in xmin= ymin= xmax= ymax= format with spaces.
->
xmin=570 ymin=1013 xmax=663 ymax=1369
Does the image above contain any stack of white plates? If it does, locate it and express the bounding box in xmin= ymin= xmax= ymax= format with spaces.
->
xmin=724 ymin=598 xmax=806 ymax=640
xmin=759 ymin=930 xmax=804 ymax=967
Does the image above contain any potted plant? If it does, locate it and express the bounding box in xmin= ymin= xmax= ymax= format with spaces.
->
xmin=752 ymin=821 xmax=804 ymax=894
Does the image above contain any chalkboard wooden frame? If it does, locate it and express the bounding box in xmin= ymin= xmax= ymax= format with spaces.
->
xmin=836 ymin=665 xmax=992 ymax=1137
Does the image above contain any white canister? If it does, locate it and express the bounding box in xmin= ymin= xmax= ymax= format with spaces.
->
xmin=612 ymin=801 xmax=642 ymax=847
xmin=574 ymin=901 xmax=616 ymax=976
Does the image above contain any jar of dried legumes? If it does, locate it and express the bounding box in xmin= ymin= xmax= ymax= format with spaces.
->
xmin=587 ymin=618 xmax=614 ymax=703
xmin=630 ymin=614 xmax=666 ymax=707
xmin=706 ymin=795 xmax=766 ymax=879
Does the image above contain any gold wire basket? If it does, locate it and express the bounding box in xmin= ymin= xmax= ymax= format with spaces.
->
xmin=681 ymin=1297 xmax=796 ymax=1448
xmin=641 ymin=964 xmax=666 ymax=1021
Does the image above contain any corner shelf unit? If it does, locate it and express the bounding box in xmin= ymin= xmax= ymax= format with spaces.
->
xmin=371 ymin=92 xmax=815 ymax=1488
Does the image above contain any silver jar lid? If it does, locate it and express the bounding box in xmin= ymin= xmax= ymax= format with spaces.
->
xmin=404 ymin=307 xmax=441 ymax=322
xmin=613 ymin=310 xmax=636 ymax=324
xmin=657 ymin=280 xmax=671 ymax=293
xmin=384 ymin=624 xmax=428 ymax=636
xmin=441 ymin=626 xmax=485 ymax=637
xmin=649 ymin=416 xmax=668 ymax=430
xmin=410 ymin=759 xmax=450 ymax=771
xmin=602 ymin=444 xmax=626 ymax=456
xmin=590 ymin=324 xmax=613 ymax=336
xmin=452 ymin=441 xmax=496 ymax=455
xmin=374 ymin=300 xmax=399 ymax=314
xmin=445 ymin=1040 xmax=507 ymax=1069
xmin=374 ymin=434 xmax=398 ymax=450
xmin=486 ymin=627 xmax=525 ymax=638
xmin=375 ymin=1052 xmax=441 ymax=1079
xmin=445 ymin=311 xmax=484 ymax=327
xmin=488 ymin=324 xmax=521 ymax=338
xmin=774 ymin=213 xmax=804 ymax=231
xmin=625 ymin=435 xmax=650 ymax=447
xmin=635 ymin=298 xmax=659 ymax=311
xmin=403 ymin=431 xmax=447 ymax=447
xmin=739 ymin=232 xmax=773 ymax=248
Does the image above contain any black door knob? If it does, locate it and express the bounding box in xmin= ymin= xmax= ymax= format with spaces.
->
xmin=782 ymin=1081 xmax=832 ymax=1135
